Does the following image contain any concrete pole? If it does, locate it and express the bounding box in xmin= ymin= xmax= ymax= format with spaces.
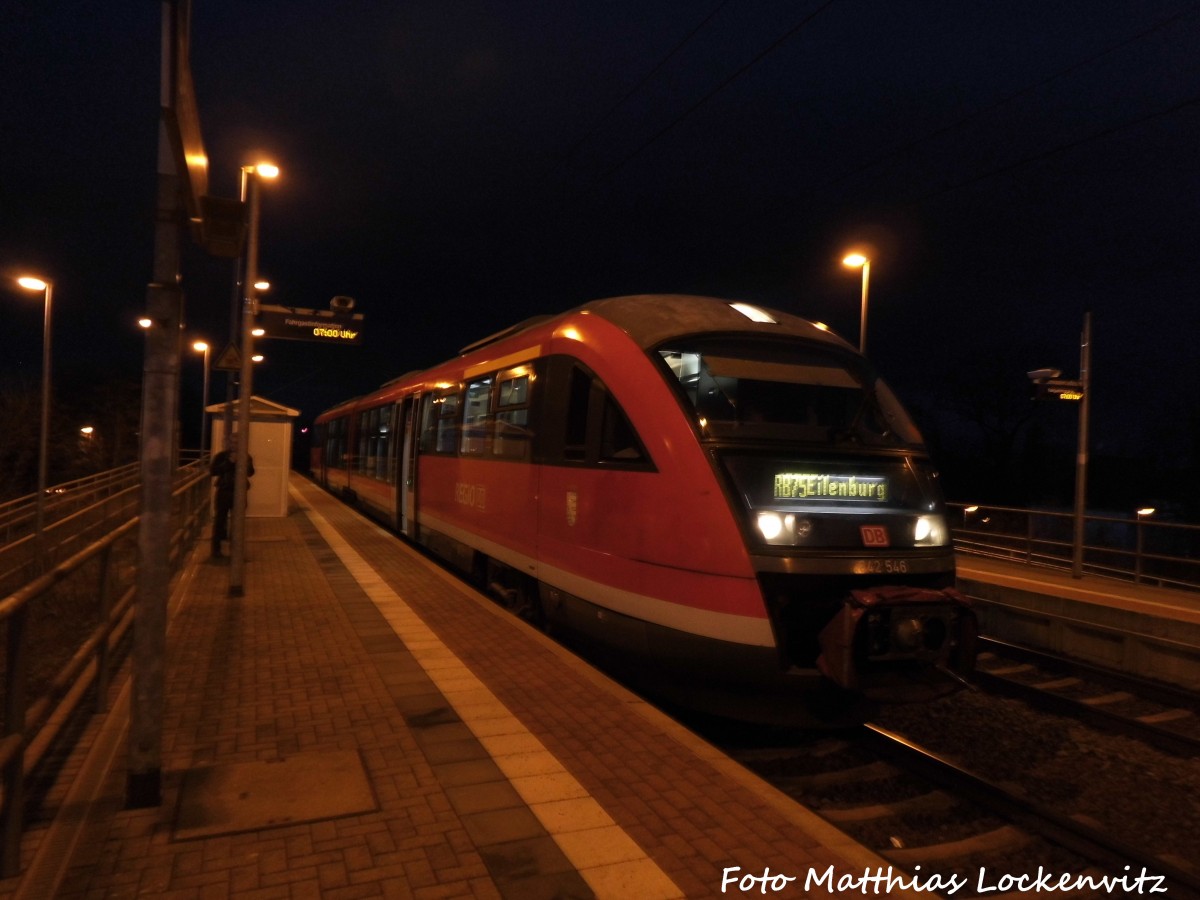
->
xmin=128 ymin=14 xmax=184 ymax=805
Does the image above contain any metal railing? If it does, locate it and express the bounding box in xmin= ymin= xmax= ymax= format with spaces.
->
xmin=947 ymin=502 xmax=1200 ymax=593
xmin=0 ymin=458 xmax=211 ymax=877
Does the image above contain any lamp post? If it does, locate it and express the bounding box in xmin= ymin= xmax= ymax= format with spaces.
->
xmin=192 ymin=340 xmax=211 ymax=454
xmin=842 ymin=253 xmax=870 ymax=354
xmin=230 ymin=162 xmax=279 ymax=596
xmin=1135 ymin=507 xmax=1155 ymax=583
xmin=1071 ymin=312 xmax=1092 ymax=579
xmin=16 ymin=276 xmax=53 ymax=554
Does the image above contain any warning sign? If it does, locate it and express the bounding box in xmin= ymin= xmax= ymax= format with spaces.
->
xmin=213 ymin=343 xmax=242 ymax=371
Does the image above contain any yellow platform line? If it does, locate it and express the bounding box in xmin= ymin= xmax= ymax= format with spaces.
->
xmin=290 ymin=485 xmax=683 ymax=900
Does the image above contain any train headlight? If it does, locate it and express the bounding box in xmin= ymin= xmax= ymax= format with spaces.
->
xmin=914 ymin=515 xmax=948 ymax=546
xmin=755 ymin=512 xmax=810 ymax=545
xmin=757 ymin=512 xmax=785 ymax=541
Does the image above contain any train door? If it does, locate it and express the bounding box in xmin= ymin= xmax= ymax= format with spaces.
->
xmin=398 ymin=395 xmax=419 ymax=539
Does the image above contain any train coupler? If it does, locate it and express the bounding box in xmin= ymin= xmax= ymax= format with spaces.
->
xmin=816 ymin=585 xmax=977 ymax=695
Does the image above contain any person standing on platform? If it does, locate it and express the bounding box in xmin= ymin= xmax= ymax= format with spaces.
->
xmin=210 ymin=434 xmax=254 ymax=559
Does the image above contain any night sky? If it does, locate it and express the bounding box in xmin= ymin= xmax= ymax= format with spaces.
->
xmin=3 ymin=2 xmax=1198 ymax=506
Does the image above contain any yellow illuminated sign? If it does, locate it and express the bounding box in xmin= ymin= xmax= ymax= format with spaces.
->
xmin=774 ymin=473 xmax=889 ymax=502
xmin=257 ymin=304 xmax=364 ymax=345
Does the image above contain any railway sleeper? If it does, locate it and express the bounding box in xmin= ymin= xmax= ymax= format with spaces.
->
xmin=774 ymin=759 xmax=894 ymax=790
xmin=882 ymin=823 xmax=1029 ymax=864
xmin=821 ymin=788 xmax=955 ymax=823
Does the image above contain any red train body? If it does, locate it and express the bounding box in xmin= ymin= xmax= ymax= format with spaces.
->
xmin=311 ymin=295 xmax=975 ymax=724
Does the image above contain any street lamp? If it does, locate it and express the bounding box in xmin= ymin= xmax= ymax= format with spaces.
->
xmin=230 ymin=162 xmax=279 ymax=596
xmin=192 ymin=340 xmax=211 ymax=454
xmin=16 ymin=276 xmax=53 ymax=555
xmin=842 ymin=253 xmax=870 ymax=355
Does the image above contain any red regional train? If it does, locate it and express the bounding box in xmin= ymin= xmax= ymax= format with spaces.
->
xmin=311 ymin=295 xmax=976 ymax=724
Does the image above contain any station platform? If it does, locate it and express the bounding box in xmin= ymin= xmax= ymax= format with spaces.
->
xmin=957 ymin=554 xmax=1200 ymax=690
xmin=4 ymin=473 xmax=904 ymax=900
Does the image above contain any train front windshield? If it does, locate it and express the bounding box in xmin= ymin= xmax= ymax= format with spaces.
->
xmin=657 ymin=338 xmax=947 ymax=551
xmin=656 ymin=338 xmax=923 ymax=447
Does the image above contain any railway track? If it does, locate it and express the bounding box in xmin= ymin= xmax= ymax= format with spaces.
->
xmin=973 ymin=637 xmax=1200 ymax=758
xmin=726 ymin=720 xmax=1200 ymax=899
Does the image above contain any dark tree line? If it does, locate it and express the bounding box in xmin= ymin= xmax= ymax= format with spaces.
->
xmin=0 ymin=371 xmax=141 ymax=502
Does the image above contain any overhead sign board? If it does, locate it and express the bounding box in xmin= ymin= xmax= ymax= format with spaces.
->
xmin=257 ymin=304 xmax=365 ymax=345
xmin=1032 ymin=378 xmax=1084 ymax=402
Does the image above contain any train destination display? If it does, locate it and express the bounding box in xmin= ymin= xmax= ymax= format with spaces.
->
xmin=773 ymin=472 xmax=889 ymax=502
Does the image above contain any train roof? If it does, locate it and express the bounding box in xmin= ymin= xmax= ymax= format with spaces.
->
xmin=458 ymin=294 xmax=849 ymax=356
xmin=580 ymin=294 xmax=848 ymax=351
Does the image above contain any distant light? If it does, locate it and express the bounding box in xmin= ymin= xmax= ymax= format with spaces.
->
xmin=813 ymin=321 xmax=830 ymax=331
xmin=843 ymin=253 xmax=868 ymax=268
xmin=17 ymin=276 xmax=49 ymax=292
xmin=730 ymin=302 xmax=776 ymax=323
xmin=251 ymin=328 xmax=266 ymax=337
xmin=138 ymin=317 xmax=153 ymax=329
xmin=193 ymin=340 xmax=209 ymax=352
xmin=965 ymin=505 xmax=980 ymax=513
xmin=1137 ymin=507 xmax=1156 ymax=517
xmin=252 ymin=354 xmax=264 ymax=363
xmin=254 ymin=280 xmax=270 ymax=291
xmin=80 ymin=426 xmax=94 ymax=435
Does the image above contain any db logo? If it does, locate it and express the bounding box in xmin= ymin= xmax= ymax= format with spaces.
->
xmin=860 ymin=525 xmax=889 ymax=547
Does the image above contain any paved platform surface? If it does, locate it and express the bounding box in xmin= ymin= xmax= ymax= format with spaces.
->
xmin=2 ymin=473 xmax=899 ymax=899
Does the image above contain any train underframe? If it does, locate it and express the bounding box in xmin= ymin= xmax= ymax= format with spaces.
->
xmin=417 ymin=520 xmax=976 ymax=727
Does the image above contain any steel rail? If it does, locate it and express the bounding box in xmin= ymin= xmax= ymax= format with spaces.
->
xmin=859 ymin=722 xmax=1200 ymax=898
xmin=974 ymin=637 xmax=1200 ymax=758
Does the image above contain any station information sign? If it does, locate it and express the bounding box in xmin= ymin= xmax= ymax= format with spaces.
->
xmin=257 ymin=304 xmax=364 ymax=345
xmin=1033 ymin=378 xmax=1085 ymax=402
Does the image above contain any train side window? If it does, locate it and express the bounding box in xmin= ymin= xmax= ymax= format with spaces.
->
xmin=599 ymin=392 xmax=646 ymax=463
xmin=461 ymin=378 xmax=492 ymax=455
xmin=420 ymin=388 xmax=461 ymax=455
xmin=326 ymin=417 xmax=348 ymax=469
xmin=563 ymin=366 xmax=591 ymax=461
xmin=356 ymin=406 xmax=393 ymax=482
xmin=493 ymin=367 xmax=532 ymax=460
xmin=548 ymin=357 xmax=651 ymax=469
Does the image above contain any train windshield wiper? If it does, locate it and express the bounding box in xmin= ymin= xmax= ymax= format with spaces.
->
xmin=830 ymin=387 xmax=894 ymax=446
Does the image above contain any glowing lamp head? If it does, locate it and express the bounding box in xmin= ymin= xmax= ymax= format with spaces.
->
xmin=842 ymin=253 xmax=868 ymax=268
xmin=17 ymin=276 xmax=50 ymax=292
xmin=193 ymin=340 xmax=209 ymax=352
xmin=254 ymin=163 xmax=280 ymax=179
